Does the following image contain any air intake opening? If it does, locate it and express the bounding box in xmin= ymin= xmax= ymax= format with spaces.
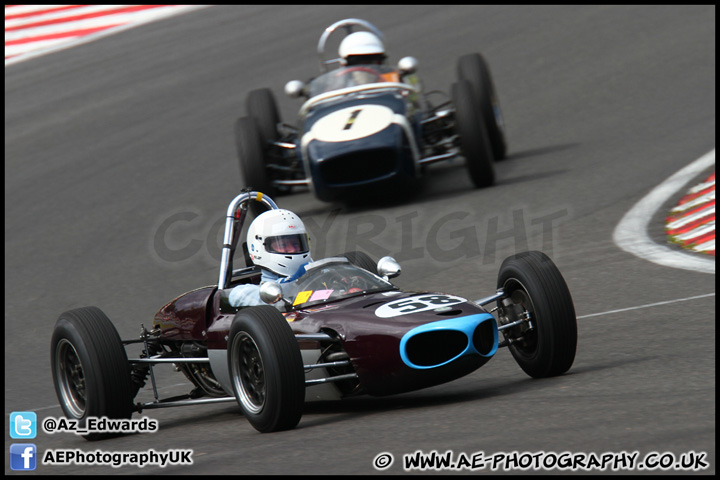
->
xmin=405 ymin=330 xmax=467 ymax=367
xmin=472 ymin=320 xmax=496 ymax=356
xmin=319 ymin=148 xmax=396 ymax=184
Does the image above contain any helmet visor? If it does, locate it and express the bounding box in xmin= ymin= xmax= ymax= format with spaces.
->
xmin=264 ymin=234 xmax=310 ymax=254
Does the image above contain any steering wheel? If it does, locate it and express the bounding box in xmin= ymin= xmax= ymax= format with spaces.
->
xmin=347 ymin=275 xmax=368 ymax=292
xmin=304 ymin=271 xmax=369 ymax=295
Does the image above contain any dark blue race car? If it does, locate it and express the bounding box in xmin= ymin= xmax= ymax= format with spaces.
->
xmin=234 ymin=18 xmax=508 ymax=203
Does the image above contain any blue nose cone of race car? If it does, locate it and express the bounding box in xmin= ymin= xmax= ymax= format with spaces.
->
xmin=399 ymin=313 xmax=498 ymax=369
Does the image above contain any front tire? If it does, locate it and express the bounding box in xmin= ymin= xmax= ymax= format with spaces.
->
xmin=452 ymin=80 xmax=495 ymax=188
xmin=227 ymin=306 xmax=305 ymax=432
xmin=341 ymin=251 xmax=378 ymax=275
xmin=246 ymin=88 xmax=280 ymax=148
xmin=50 ymin=307 xmax=134 ymax=441
xmin=457 ymin=53 xmax=507 ymax=160
xmin=235 ymin=116 xmax=274 ymax=197
xmin=497 ymin=251 xmax=577 ymax=378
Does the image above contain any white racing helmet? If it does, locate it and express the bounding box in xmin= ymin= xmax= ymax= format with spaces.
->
xmin=246 ymin=209 xmax=311 ymax=277
xmin=339 ymin=31 xmax=385 ymax=62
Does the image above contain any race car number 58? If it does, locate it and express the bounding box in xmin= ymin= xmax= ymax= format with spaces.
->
xmin=375 ymin=294 xmax=466 ymax=318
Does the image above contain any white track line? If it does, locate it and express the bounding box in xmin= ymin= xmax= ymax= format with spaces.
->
xmin=577 ymin=292 xmax=715 ymax=319
xmin=613 ymin=149 xmax=716 ymax=274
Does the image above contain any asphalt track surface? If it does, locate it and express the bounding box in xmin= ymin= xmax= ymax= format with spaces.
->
xmin=5 ymin=5 xmax=715 ymax=475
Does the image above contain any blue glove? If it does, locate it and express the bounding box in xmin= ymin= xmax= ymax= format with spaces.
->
xmin=228 ymin=284 xmax=265 ymax=307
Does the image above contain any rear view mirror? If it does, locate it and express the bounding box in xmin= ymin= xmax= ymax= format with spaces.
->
xmin=259 ymin=282 xmax=284 ymax=304
xmin=377 ymin=256 xmax=401 ymax=280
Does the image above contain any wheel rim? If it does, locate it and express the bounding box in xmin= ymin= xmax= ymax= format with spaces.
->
xmin=55 ymin=339 xmax=87 ymax=418
xmin=502 ymin=279 xmax=538 ymax=357
xmin=230 ymin=332 xmax=266 ymax=414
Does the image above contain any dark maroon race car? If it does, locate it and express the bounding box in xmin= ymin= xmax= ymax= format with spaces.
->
xmin=51 ymin=191 xmax=578 ymax=436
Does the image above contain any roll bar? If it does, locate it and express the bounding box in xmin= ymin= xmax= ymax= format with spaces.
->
xmin=218 ymin=191 xmax=279 ymax=289
xmin=317 ymin=18 xmax=384 ymax=72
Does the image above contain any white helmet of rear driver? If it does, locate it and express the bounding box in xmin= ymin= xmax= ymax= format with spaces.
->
xmin=246 ymin=209 xmax=311 ymax=277
xmin=339 ymin=31 xmax=385 ymax=59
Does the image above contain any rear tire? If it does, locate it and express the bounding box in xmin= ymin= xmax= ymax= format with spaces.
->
xmin=497 ymin=251 xmax=577 ymax=378
xmin=227 ymin=306 xmax=305 ymax=432
xmin=50 ymin=307 xmax=134 ymax=441
xmin=452 ymin=80 xmax=495 ymax=188
xmin=457 ymin=53 xmax=507 ymax=160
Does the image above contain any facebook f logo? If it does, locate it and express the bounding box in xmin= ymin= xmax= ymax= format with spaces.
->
xmin=10 ymin=444 xmax=37 ymax=471
xmin=10 ymin=412 xmax=37 ymax=439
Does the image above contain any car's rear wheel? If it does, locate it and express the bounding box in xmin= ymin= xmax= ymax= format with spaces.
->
xmin=451 ymin=80 xmax=495 ymax=188
xmin=341 ymin=251 xmax=378 ymax=275
xmin=496 ymin=251 xmax=577 ymax=378
xmin=235 ymin=116 xmax=274 ymax=197
xmin=246 ymin=88 xmax=280 ymax=148
xmin=227 ymin=306 xmax=305 ymax=433
xmin=50 ymin=306 xmax=134 ymax=440
xmin=457 ymin=53 xmax=507 ymax=160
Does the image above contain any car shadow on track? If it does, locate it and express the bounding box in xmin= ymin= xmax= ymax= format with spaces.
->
xmin=122 ymin=375 xmax=553 ymax=436
xmin=117 ymin=355 xmax=641 ymax=436
xmin=504 ymin=142 xmax=579 ymax=162
xmin=495 ymin=168 xmax=569 ymax=187
xmin=288 ymin=143 xmax=580 ymax=216
xmin=295 ymin=374 xmax=578 ymax=430
xmin=294 ymin=353 xmax=650 ymax=431
xmin=288 ymin=163 xmax=478 ymax=217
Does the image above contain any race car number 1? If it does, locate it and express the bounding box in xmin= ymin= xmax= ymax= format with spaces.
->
xmin=310 ymin=104 xmax=394 ymax=142
xmin=375 ymin=294 xmax=466 ymax=318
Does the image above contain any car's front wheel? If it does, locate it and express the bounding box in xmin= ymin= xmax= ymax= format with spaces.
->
xmin=246 ymin=88 xmax=281 ymax=149
xmin=457 ymin=53 xmax=507 ymax=160
xmin=50 ymin=306 xmax=134 ymax=440
xmin=227 ymin=306 xmax=305 ymax=433
xmin=452 ymin=80 xmax=495 ymax=188
xmin=341 ymin=251 xmax=378 ymax=275
xmin=235 ymin=116 xmax=274 ymax=197
xmin=496 ymin=251 xmax=577 ymax=378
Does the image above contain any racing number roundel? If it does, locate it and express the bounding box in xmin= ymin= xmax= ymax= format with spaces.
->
xmin=375 ymin=294 xmax=467 ymax=318
xmin=311 ymin=104 xmax=394 ymax=142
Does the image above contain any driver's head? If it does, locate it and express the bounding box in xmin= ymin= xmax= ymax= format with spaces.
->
xmin=339 ymin=31 xmax=386 ymax=66
xmin=246 ymin=209 xmax=311 ymax=277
